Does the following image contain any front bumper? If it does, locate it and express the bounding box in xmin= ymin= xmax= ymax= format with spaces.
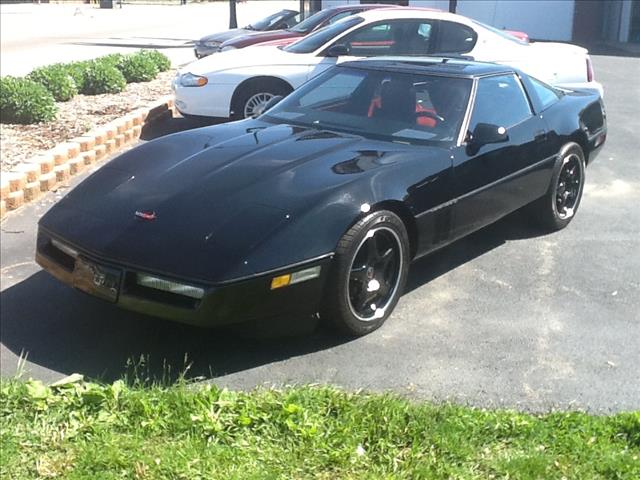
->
xmin=36 ymin=230 xmax=332 ymax=328
xmin=194 ymin=44 xmax=220 ymax=59
xmin=172 ymin=79 xmax=235 ymax=119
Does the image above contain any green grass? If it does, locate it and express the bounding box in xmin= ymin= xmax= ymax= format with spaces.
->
xmin=1 ymin=377 xmax=638 ymax=479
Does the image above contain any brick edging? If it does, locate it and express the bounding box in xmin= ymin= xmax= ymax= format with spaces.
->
xmin=1 ymin=96 xmax=174 ymax=219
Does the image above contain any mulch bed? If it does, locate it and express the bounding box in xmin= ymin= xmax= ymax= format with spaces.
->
xmin=1 ymin=69 xmax=175 ymax=172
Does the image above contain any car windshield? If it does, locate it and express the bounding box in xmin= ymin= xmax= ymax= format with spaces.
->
xmin=289 ymin=9 xmax=334 ymax=33
xmin=248 ymin=10 xmax=296 ymax=31
xmin=263 ymin=65 xmax=472 ymax=146
xmin=471 ymin=20 xmax=528 ymax=45
xmin=284 ymin=16 xmax=364 ymax=54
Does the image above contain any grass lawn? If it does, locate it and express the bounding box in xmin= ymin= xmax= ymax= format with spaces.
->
xmin=1 ymin=377 xmax=638 ymax=479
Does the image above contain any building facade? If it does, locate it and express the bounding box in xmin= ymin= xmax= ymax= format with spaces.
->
xmin=301 ymin=0 xmax=639 ymax=44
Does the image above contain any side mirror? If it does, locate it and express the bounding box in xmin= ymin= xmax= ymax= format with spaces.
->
xmin=254 ymin=95 xmax=283 ymax=117
xmin=325 ymin=44 xmax=350 ymax=57
xmin=467 ymin=123 xmax=508 ymax=155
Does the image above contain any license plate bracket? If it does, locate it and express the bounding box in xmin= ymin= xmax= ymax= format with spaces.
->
xmin=73 ymin=257 xmax=121 ymax=303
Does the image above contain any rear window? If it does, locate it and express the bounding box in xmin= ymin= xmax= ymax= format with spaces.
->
xmin=436 ymin=21 xmax=477 ymax=54
xmin=528 ymin=77 xmax=561 ymax=111
xmin=472 ymin=20 xmax=529 ymax=45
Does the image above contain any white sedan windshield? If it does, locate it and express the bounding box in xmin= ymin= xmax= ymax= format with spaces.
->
xmin=284 ymin=16 xmax=364 ymax=54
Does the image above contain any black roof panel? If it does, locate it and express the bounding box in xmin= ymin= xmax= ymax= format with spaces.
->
xmin=340 ymin=57 xmax=514 ymax=78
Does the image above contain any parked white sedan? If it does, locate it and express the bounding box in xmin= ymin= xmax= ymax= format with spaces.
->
xmin=173 ymin=8 xmax=602 ymax=120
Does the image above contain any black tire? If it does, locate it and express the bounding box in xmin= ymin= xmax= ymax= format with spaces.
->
xmin=529 ymin=142 xmax=586 ymax=231
xmin=321 ymin=210 xmax=410 ymax=336
xmin=231 ymin=79 xmax=291 ymax=120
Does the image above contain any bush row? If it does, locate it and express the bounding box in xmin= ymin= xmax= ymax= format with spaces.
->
xmin=1 ymin=50 xmax=171 ymax=125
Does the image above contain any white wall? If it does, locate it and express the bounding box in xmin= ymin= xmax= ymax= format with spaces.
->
xmin=322 ymin=0 xmax=577 ymax=42
xmin=455 ymin=0 xmax=575 ymax=41
xmin=323 ymin=0 xmax=449 ymax=8
xmin=322 ymin=0 xmax=361 ymax=7
xmin=408 ymin=0 xmax=450 ymax=10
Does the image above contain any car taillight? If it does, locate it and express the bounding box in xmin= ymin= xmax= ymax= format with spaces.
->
xmin=586 ymin=57 xmax=594 ymax=82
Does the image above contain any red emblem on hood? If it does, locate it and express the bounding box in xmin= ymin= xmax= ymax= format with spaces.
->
xmin=135 ymin=210 xmax=156 ymax=221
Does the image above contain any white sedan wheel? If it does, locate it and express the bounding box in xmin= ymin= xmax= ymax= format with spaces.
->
xmin=243 ymin=92 xmax=275 ymax=118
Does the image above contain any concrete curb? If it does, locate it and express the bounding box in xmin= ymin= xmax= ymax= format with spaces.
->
xmin=1 ymin=96 xmax=175 ymax=220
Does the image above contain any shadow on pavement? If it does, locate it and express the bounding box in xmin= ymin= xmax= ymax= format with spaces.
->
xmin=0 ymin=210 xmax=545 ymax=384
xmin=406 ymin=211 xmax=547 ymax=294
xmin=0 ymin=271 xmax=345 ymax=383
xmin=68 ymin=41 xmax=193 ymax=49
xmin=140 ymin=115 xmax=222 ymax=141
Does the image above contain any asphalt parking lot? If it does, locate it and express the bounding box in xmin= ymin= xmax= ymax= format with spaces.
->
xmin=1 ymin=54 xmax=639 ymax=413
xmin=0 ymin=1 xmax=296 ymax=75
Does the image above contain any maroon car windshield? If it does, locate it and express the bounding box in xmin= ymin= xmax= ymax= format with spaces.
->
xmin=289 ymin=9 xmax=337 ymax=33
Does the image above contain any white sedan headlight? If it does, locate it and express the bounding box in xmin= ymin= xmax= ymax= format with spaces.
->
xmin=180 ymin=72 xmax=208 ymax=87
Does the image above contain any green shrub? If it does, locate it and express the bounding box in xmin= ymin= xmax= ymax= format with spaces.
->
xmin=63 ymin=60 xmax=92 ymax=92
xmin=100 ymin=53 xmax=126 ymax=69
xmin=0 ymin=76 xmax=57 ymax=124
xmin=117 ymin=52 xmax=159 ymax=83
xmin=139 ymin=49 xmax=171 ymax=72
xmin=81 ymin=61 xmax=127 ymax=95
xmin=27 ymin=64 xmax=78 ymax=102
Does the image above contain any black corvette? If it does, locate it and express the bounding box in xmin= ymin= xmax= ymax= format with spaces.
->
xmin=36 ymin=58 xmax=606 ymax=336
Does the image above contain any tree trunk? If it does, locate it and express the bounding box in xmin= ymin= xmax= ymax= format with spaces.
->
xmin=229 ymin=0 xmax=238 ymax=29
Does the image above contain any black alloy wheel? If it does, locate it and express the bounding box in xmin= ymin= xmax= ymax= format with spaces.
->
xmin=322 ymin=210 xmax=409 ymax=336
xmin=347 ymin=227 xmax=403 ymax=321
xmin=554 ymin=152 xmax=583 ymax=219
xmin=529 ymin=142 xmax=586 ymax=231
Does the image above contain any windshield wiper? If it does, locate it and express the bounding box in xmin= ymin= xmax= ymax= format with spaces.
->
xmin=310 ymin=120 xmax=367 ymax=134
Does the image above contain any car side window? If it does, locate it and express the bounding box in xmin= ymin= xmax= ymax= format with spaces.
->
xmin=340 ymin=20 xmax=434 ymax=57
xmin=528 ymin=77 xmax=561 ymax=111
xmin=435 ymin=21 xmax=477 ymax=54
xmin=469 ymin=74 xmax=532 ymax=131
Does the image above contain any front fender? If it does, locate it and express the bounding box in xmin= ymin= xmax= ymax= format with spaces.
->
xmin=238 ymin=172 xmax=412 ymax=277
xmin=209 ymin=65 xmax=309 ymax=87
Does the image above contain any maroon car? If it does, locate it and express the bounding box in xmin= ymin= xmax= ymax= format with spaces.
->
xmin=218 ymin=4 xmax=398 ymax=52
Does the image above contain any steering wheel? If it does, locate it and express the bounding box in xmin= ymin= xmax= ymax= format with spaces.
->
xmin=416 ymin=109 xmax=445 ymax=123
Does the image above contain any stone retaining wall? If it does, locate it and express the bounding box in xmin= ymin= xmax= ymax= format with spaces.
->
xmin=1 ymin=96 xmax=174 ymax=219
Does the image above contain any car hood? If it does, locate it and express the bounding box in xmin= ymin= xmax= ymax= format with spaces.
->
xmin=182 ymin=45 xmax=311 ymax=75
xmin=222 ymin=29 xmax=301 ymax=48
xmin=40 ymin=121 xmax=420 ymax=283
xmin=197 ymin=28 xmax=253 ymax=45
